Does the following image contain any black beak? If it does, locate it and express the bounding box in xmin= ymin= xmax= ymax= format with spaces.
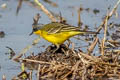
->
xmin=29 ymin=31 xmax=33 ymax=36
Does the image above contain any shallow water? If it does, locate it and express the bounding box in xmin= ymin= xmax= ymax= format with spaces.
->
xmin=0 ymin=0 xmax=119 ymax=79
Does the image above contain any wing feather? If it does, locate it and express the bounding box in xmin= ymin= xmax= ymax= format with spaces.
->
xmin=46 ymin=23 xmax=80 ymax=34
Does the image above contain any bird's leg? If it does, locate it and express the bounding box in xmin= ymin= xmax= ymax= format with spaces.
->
xmin=52 ymin=44 xmax=59 ymax=53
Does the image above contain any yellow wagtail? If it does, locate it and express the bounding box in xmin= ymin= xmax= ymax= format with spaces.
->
xmin=30 ymin=22 xmax=97 ymax=53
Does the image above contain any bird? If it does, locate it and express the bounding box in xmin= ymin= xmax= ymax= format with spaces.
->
xmin=30 ymin=22 xmax=97 ymax=53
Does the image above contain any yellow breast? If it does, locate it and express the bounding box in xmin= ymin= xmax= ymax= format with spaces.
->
xmin=34 ymin=30 xmax=81 ymax=45
xmin=41 ymin=31 xmax=69 ymax=45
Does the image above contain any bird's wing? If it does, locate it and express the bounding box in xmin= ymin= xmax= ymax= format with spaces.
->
xmin=46 ymin=23 xmax=80 ymax=34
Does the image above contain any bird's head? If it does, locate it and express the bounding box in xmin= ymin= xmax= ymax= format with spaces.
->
xmin=29 ymin=24 xmax=43 ymax=36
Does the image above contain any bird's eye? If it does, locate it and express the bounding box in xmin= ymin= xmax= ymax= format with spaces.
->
xmin=33 ymin=28 xmax=38 ymax=31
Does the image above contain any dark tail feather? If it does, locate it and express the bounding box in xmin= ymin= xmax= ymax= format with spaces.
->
xmin=79 ymin=30 xmax=99 ymax=34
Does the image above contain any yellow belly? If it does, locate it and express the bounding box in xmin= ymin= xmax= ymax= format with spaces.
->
xmin=34 ymin=30 xmax=81 ymax=45
xmin=42 ymin=32 xmax=69 ymax=45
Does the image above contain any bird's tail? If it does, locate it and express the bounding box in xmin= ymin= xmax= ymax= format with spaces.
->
xmin=78 ymin=30 xmax=98 ymax=35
